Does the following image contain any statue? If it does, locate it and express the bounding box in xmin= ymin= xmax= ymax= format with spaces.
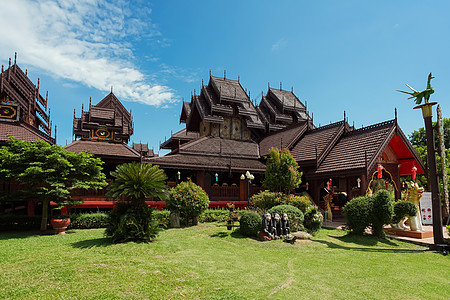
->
xmin=404 ymin=181 xmax=424 ymax=231
xmin=281 ymin=213 xmax=290 ymax=236
xmin=273 ymin=213 xmax=281 ymax=238
xmin=259 ymin=212 xmax=275 ymax=240
xmin=397 ymin=73 xmax=434 ymax=105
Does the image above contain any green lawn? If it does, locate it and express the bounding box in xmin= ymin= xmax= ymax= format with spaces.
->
xmin=0 ymin=224 xmax=449 ymax=299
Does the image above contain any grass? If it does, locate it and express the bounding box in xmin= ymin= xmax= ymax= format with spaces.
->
xmin=0 ymin=224 xmax=449 ymax=299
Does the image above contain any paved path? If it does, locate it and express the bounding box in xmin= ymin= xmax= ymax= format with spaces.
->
xmin=322 ymin=219 xmax=449 ymax=246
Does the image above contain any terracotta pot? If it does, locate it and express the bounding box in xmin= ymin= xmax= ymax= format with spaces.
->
xmin=50 ymin=218 xmax=71 ymax=235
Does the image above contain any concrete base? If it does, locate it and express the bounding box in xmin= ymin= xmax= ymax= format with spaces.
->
xmin=384 ymin=228 xmax=433 ymax=239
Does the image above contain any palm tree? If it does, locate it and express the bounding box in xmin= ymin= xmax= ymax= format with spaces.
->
xmin=107 ymin=162 xmax=168 ymax=208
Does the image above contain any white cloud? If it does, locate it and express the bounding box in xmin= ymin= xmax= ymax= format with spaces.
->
xmin=271 ymin=38 xmax=287 ymax=52
xmin=0 ymin=0 xmax=175 ymax=106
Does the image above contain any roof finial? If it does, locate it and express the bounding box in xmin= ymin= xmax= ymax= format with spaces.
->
xmin=111 ymin=86 xmax=113 ymax=93
xmin=74 ymin=108 xmax=76 ymax=118
xmin=291 ymin=86 xmax=293 ymax=93
xmin=89 ymin=97 xmax=92 ymax=107
xmin=344 ymin=110 xmax=346 ymax=122
xmin=202 ymin=78 xmax=204 ymax=86
xmin=353 ymin=121 xmax=355 ymax=128
xmin=8 ymin=57 xmax=11 ymax=68
xmin=81 ymin=103 xmax=84 ymax=112
xmin=280 ymin=81 xmax=282 ymax=90
xmin=268 ymin=82 xmax=270 ymax=89
xmin=394 ymin=107 xmax=397 ymax=120
xmin=54 ymin=125 xmax=57 ymax=143
xmin=249 ymin=90 xmax=250 ymax=99
xmin=224 ymin=70 xmax=226 ymax=79
xmin=45 ymin=91 xmax=48 ymax=110
xmin=238 ymin=75 xmax=240 ymax=82
xmin=209 ymin=69 xmax=211 ymax=77
xmin=25 ymin=69 xmax=27 ymax=75
xmin=14 ymin=52 xmax=17 ymax=65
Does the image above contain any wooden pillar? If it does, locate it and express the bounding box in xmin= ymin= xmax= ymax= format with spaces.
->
xmin=240 ymin=179 xmax=247 ymax=201
xmin=27 ymin=200 xmax=35 ymax=216
xmin=196 ymin=170 xmax=205 ymax=189
xmin=311 ymin=179 xmax=321 ymax=205
xmin=360 ymin=173 xmax=368 ymax=196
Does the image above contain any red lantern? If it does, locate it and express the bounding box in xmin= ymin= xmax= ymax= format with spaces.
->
xmin=377 ymin=164 xmax=383 ymax=179
xmin=412 ymin=166 xmax=417 ymax=180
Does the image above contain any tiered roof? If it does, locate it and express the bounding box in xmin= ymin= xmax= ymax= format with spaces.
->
xmin=73 ymin=92 xmax=133 ymax=143
xmin=0 ymin=54 xmax=54 ymax=144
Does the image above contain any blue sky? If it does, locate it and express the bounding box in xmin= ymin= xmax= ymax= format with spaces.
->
xmin=1 ymin=0 xmax=449 ymax=154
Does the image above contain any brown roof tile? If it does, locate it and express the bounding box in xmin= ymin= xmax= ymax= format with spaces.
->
xmin=291 ymin=122 xmax=344 ymax=163
xmin=313 ymin=121 xmax=396 ymax=175
xmin=0 ymin=122 xmax=54 ymax=144
xmin=259 ymin=123 xmax=308 ymax=156
xmin=65 ymin=140 xmax=140 ymax=158
xmin=179 ymin=136 xmax=259 ymax=158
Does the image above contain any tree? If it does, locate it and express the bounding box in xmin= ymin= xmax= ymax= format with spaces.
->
xmin=0 ymin=137 xmax=107 ymax=231
xmin=263 ymin=148 xmax=302 ymax=194
xmin=105 ymin=162 xmax=168 ymax=243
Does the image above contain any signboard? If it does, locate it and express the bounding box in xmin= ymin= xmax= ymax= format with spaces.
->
xmin=420 ymin=192 xmax=432 ymax=225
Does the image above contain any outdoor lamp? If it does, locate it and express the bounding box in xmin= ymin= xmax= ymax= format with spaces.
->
xmin=377 ymin=164 xmax=383 ymax=179
xmin=215 ymin=173 xmax=219 ymax=182
xmin=306 ymin=182 xmax=309 ymax=190
xmin=240 ymin=174 xmax=245 ymax=180
xmin=177 ymin=171 xmax=181 ymax=180
xmin=357 ymin=178 xmax=361 ymax=188
xmin=412 ymin=166 xmax=417 ymax=180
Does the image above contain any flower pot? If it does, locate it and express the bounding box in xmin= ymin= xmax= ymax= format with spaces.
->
xmin=50 ymin=218 xmax=71 ymax=235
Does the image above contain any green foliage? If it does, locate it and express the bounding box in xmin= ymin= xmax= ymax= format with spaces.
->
xmin=68 ymin=212 xmax=109 ymax=229
xmin=263 ymin=148 xmax=302 ymax=193
xmin=152 ymin=210 xmax=170 ymax=228
xmin=199 ymin=209 xmax=230 ymax=223
xmin=0 ymin=136 xmax=107 ymax=231
xmin=343 ymin=196 xmax=371 ymax=235
xmin=370 ymin=190 xmax=394 ymax=238
xmin=249 ymin=190 xmax=314 ymax=213
xmin=238 ymin=210 xmax=261 ymax=236
xmin=409 ymin=117 xmax=450 ymax=149
xmin=107 ymin=162 xmax=168 ymax=207
xmin=0 ymin=215 xmax=42 ymax=231
xmin=304 ymin=206 xmax=323 ymax=234
xmin=392 ymin=201 xmax=417 ymax=224
xmin=166 ymin=180 xmax=210 ymax=225
xmin=268 ymin=204 xmax=304 ymax=232
xmin=105 ymin=202 xmax=160 ymax=243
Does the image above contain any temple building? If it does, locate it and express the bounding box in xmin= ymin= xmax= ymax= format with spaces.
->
xmin=0 ymin=53 xmax=54 ymax=146
xmin=149 ymin=74 xmax=425 ymax=212
xmin=0 ymin=54 xmax=54 ymax=216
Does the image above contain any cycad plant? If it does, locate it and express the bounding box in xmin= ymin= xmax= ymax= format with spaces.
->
xmin=105 ymin=162 xmax=168 ymax=243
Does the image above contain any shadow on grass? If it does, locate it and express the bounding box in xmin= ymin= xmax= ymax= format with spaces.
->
xmin=210 ymin=230 xmax=258 ymax=241
xmin=71 ymin=237 xmax=112 ymax=249
xmin=312 ymin=233 xmax=428 ymax=253
xmin=0 ymin=229 xmax=60 ymax=240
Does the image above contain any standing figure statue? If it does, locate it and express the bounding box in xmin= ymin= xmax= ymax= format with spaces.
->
xmin=281 ymin=213 xmax=290 ymax=236
xmin=259 ymin=212 xmax=275 ymax=240
xmin=404 ymin=181 xmax=425 ymax=231
xmin=273 ymin=213 xmax=281 ymax=239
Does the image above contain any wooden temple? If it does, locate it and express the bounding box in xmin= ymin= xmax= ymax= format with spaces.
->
xmin=0 ymin=54 xmax=55 ymax=215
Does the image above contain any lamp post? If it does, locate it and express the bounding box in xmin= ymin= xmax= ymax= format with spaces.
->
xmin=245 ymin=171 xmax=254 ymax=207
xmin=414 ymin=102 xmax=445 ymax=246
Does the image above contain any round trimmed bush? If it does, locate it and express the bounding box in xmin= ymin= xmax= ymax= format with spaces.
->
xmin=304 ymin=206 xmax=323 ymax=234
xmin=343 ymin=196 xmax=371 ymax=235
xmin=370 ymin=190 xmax=394 ymax=238
xmin=268 ymin=204 xmax=304 ymax=232
xmin=239 ymin=210 xmax=262 ymax=236
xmin=166 ymin=180 xmax=209 ymax=225
xmin=392 ymin=201 xmax=417 ymax=224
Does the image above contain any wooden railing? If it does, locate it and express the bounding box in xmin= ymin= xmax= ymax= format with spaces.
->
xmin=210 ymin=185 xmax=240 ymax=201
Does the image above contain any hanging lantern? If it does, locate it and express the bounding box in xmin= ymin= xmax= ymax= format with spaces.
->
xmin=357 ymin=178 xmax=361 ymax=188
xmin=306 ymin=182 xmax=309 ymax=190
xmin=412 ymin=166 xmax=417 ymax=180
xmin=327 ymin=179 xmax=332 ymax=191
xmin=377 ymin=164 xmax=383 ymax=179
xmin=215 ymin=173 xmax=219 ymax=182
xmin=177 ymin=171 xmax=181 ymax=181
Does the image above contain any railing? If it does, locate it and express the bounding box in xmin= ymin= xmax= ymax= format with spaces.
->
xmin=210 ymin=185 xmax=240 ymax=201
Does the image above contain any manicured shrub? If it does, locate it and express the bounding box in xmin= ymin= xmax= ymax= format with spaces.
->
xmin=105 ymin=202 xmax=160 ymax=243
xmin=304 ymin=206 xmax=323 ymax=234
xmin=239 ymin=210 xmax=262 ymax=237
xmin=249 ymin=190 xmax=285 ymax=210
xmin=392 ymin=201 xmax=417 ymax=224
xmin=370 ymin=190 xmax=394 ymax=238
xmin=268 ymin=204 xmax=304 ymax=232
xmin=199 ymin=209 xmax=230 ymax=223
xmin=68 ymin=212 xmax=109 ymax=229
xmin=288 ymin=195 xmax=315 ymax=213
xmin=343 ymin=196 xmax=371 ymax=235
xmin=152 ymin=210 xmax=171 ymax=228
xmin=166 ymin=180 xmax=210 ymax=225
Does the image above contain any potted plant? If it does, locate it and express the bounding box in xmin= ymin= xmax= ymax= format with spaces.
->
xmin=50 ymin=217 xmax=71 ymax=235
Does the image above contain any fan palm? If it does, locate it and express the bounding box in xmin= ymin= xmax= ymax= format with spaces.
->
xmin=107 ymin=162 xmax=168 ymax=208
